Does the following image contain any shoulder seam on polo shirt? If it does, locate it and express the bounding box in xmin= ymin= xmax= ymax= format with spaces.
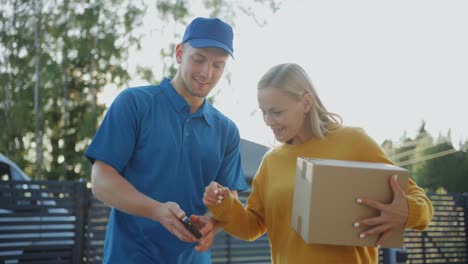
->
xmin=210 ymin=108 xmax=236 ymax=129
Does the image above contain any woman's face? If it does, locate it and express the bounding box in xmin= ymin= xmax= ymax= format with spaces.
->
xmin=258 ymin=87 xmax=311 ymax=144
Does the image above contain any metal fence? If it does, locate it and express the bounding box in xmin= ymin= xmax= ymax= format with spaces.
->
xmin=402 ymin=193 xmax=468 ymax=263
xmin=0 ymin=180 xmax=467 ymax=264
xmin=0 ymin=180 xmax=84 ymax=263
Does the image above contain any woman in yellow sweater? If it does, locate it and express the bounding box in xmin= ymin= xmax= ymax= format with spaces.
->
xmin=203 ymin=63 xmax=433 ymax=263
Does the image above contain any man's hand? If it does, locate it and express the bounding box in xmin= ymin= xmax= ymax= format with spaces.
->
xmin=191 ymin=214 xmax=218 ymax=252
xmin=152 ymin=201 xmax=199 ymax=243
xmin=354 ymin=175 xmax=409 ymax=247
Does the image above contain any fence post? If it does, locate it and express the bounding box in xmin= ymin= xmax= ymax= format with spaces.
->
xmin=382 ymin=248 xmax=390 ymax=264
xmin=464 ymin=193 xmax=468 ymax=262
xmin=73 ymin=180 xmax=88 ymax=264
xmin=227 ymin=233 xmax=232 ymax=264
xmin=422 ymin=231 xmax=427 ymax=264
xmin=382 ymin=248 xmax=408 ymax=264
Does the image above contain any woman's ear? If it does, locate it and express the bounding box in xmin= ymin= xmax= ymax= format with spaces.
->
xmin=302 ymin=93 xmax=312 ymax=112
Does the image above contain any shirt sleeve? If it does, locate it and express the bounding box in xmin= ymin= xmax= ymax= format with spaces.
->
xmin=84 ymin=89 xmax=142 ymax=174
xmin=215 ymin=122 xmax=248 ymax=191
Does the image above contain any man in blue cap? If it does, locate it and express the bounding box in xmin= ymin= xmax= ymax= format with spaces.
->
xmin=85 ymin=17 xmax=247 ymax=263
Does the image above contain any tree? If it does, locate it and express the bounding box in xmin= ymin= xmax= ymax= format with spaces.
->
xmin=33 ymin=0 xmax=43 ymax=180
xmin=388 ymin=131 xmax=417 ymax=172
xmin=1 ymin=0 xmax=281 ymax=181
xmin=416 ymin=135 xmax=468 ymax=193
xmin=140 ymin=0 xmax=280 ymax=82
xmin=1 ymin=0 xmax=145 ymax=180
xmin=382 ymin=121 xmax=468 ymax=193
xmin=1 ymin=1 xmax=38 ymax=172
xmin=409 ymin=121 xmax=433 ymax=184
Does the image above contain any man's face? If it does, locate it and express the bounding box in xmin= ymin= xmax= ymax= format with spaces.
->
xmin=176 ymin=43 xmax=229 ymax=99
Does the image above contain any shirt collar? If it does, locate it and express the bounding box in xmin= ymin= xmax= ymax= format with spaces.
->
xmin=161 ymin=78 xmax=213 ymax=127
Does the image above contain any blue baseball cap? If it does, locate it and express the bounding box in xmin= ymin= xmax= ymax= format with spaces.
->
xmin=182 ymin=17 xmax=234 ymax=57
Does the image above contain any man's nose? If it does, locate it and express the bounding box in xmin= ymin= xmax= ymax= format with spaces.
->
xmin=200 ymin=63 xmax=212 ymax=78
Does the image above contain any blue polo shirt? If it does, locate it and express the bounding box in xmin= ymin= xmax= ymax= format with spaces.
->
xmin=85 ymin=78 xmax=248 ymax=264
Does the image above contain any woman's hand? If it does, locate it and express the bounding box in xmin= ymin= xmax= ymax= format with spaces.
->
xmin=203 ymin=181 xmax=230 ymax=206
xmin=354 ymin=175 xmax=409 ymax=247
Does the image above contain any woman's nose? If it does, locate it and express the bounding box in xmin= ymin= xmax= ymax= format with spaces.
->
xmin=263 ymin=113 xmax=274 ymax=126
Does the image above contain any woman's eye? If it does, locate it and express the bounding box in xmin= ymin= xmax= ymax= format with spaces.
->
xmin=261 ymin=110 xmax=283 ymax=117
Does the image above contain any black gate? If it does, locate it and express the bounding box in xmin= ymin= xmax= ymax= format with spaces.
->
xmin=1 ymin=180 xmax=467 ymax=264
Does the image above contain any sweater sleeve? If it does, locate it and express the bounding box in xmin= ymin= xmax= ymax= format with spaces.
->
xmin=404 ymin=179 xmax=434 ymax=230
xmin=208 ymin=159 xmax=268 ymax=241
xmin=353 ymin=128 xmax=434 ymax=230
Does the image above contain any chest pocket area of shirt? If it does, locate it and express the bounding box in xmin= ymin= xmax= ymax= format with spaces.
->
xmin=131 ymin=116 xmax=181 ymax=167
xmin=190 ymin=129 xmax=223 ymax=183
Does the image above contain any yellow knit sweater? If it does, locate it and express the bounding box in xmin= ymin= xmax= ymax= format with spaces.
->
xmin=209 ymin=126 xmax=433 ymax=264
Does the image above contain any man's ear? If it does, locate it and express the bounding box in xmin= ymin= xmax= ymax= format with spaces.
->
xmin=175 ymin=43 xmax=183 ymax=63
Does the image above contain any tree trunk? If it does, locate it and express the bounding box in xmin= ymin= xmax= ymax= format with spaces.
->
xmin=61 ymin=0 xmax=70 ymax=180
xmin=33 ymin=0 xmax=43 ymax=180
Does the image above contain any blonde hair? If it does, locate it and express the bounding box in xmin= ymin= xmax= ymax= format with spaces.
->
xmin=257 ymin=63 xmax=342 ymax=139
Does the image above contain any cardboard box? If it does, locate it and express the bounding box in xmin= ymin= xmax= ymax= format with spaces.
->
xmin=291 ymin=158 xmax=408 ymax=248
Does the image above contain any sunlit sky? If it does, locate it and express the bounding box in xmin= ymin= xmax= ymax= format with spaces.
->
xmin=100 ymin=0 xmax=468 ymax=148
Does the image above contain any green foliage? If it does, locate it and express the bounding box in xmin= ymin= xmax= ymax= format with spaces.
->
xmin=157 ymin=1 xmax=189 ymax=21
xmin=384 ymin=121 xmax=468 ymax=193
xmin=1 ymin=0 xmax=145 ymax=180
xmin=391 ymin=133 xmax=416 ymax=172
xmin=415 ymin=138 xmax=468 ymax=193
xmin=1 ymin=0 xmax=281 ymax=181
xmin=148 ymin=0 xmax=281 ymax=99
